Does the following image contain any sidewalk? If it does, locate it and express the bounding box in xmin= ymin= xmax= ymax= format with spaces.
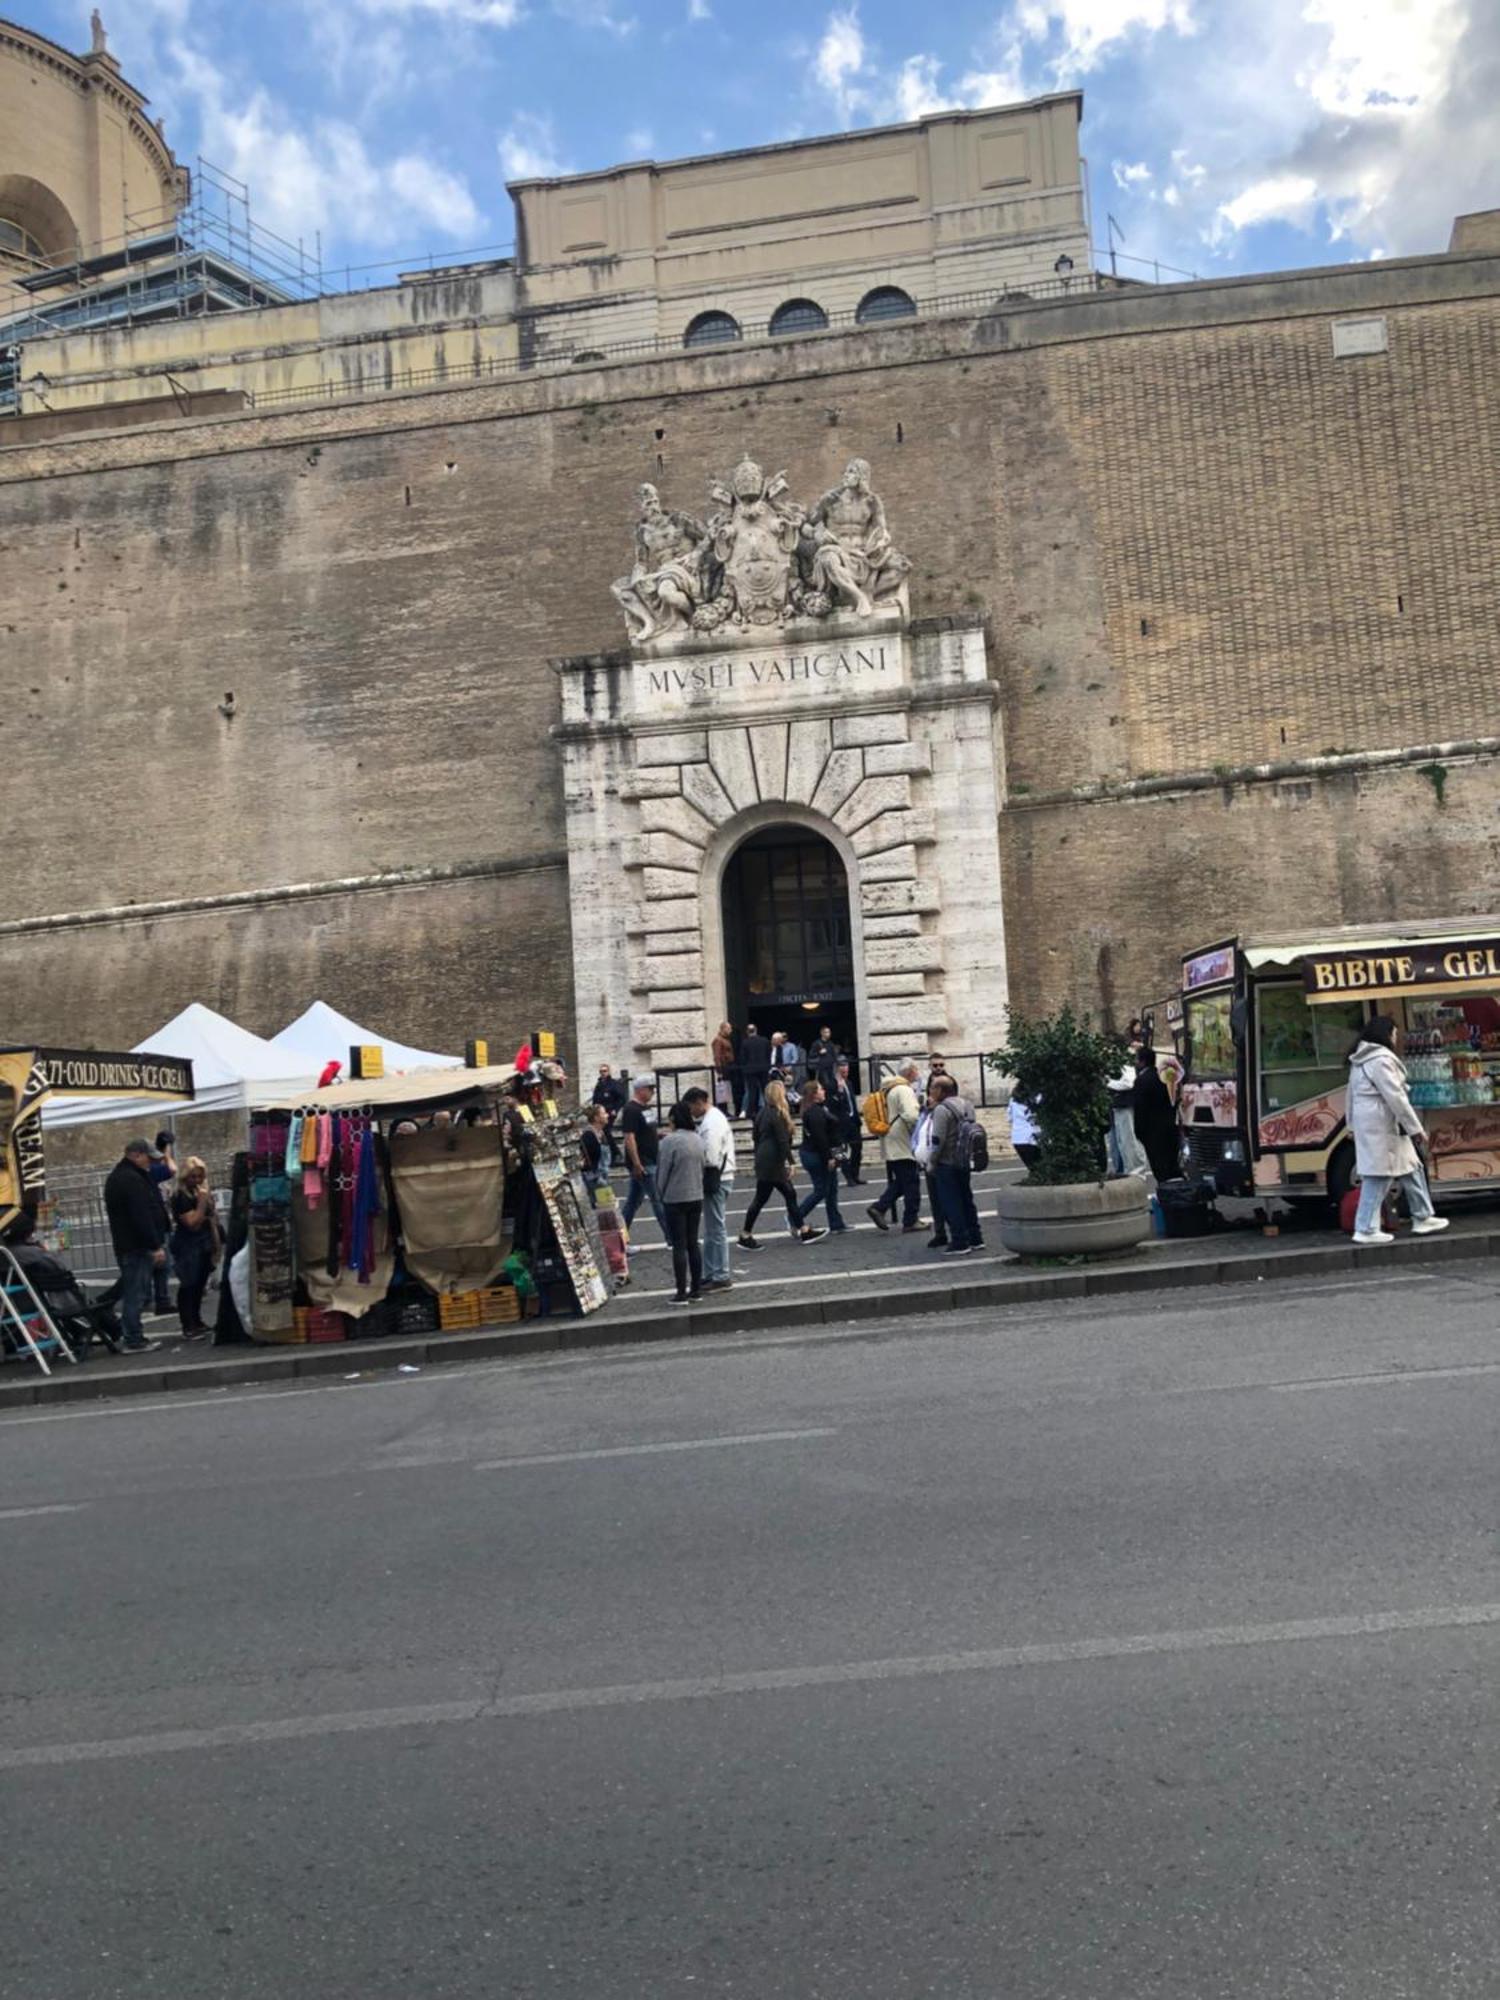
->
xmin=5 ymin=1202 xmax=1497 ymax=1409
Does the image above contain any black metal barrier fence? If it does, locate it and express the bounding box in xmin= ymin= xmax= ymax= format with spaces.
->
xmin=643 ymin=1054 xmax=1002 ymax=1117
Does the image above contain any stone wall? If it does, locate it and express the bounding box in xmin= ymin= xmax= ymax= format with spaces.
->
xmin=1 ymin=255 xmax=1496 ymax=1061
xmin=1003 ymin=752 xmax=1500 ymax=1024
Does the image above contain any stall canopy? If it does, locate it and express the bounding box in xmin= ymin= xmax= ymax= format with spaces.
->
xmin=268 ymin=1003 xmax=462 ymax=1078
xmin=42 ymin=1004 xmax=304 ymax=1129
xmin=250 ymin=1063 xmax=518 ymax=1115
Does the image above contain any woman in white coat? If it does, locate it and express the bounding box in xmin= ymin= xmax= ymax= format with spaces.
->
xmin=1348 ymin=1014 xmax=1450 ymax=1245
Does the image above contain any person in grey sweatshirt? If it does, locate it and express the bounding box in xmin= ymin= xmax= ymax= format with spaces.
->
xmin=656 ymin=1101 xmax=706 ymax=1304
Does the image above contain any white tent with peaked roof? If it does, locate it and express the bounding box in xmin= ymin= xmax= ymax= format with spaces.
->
xmin=267 ymin=1002 xmax=461 ymax=1081
xmin=41 ymin=1003 xmax=309 ymax=1129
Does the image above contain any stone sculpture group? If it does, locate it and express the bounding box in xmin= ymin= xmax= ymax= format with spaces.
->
xmin=613 ymin=455 xmax=910 ymax=645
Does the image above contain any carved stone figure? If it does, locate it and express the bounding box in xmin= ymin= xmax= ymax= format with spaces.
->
xmin=611 ymin=484 xmax=708 ymax=644
xmin=90 ymin=9 xmax=108 ymax=54
xmin=614 ymin=451 xmax=909 ymax=644
xmin=804 ymin=458 xmax=910 ymax=615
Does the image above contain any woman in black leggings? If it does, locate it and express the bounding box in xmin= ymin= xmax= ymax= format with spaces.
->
xmin=739 ymin=1080 xmax=825 ymax=1249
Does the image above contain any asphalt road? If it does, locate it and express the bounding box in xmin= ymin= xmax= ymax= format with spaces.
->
xmin=4 ymin=1265 xmax=1499 ymax=1998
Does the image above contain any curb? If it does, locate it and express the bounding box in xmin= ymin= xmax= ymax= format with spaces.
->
xmin=3 ymin=1226 xmax=1495 ymax=1410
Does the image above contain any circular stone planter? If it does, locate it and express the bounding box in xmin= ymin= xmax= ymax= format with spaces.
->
xmin=995 ymin=1176 xmax=1152 ymax=1259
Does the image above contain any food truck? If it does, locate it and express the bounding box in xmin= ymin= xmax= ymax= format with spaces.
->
xmin=1174 ymin=918 xmax=1500 ymax=1209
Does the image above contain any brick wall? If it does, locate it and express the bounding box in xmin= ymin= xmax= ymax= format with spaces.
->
xmin=1 ymin=261 xmax=1496 ymax=1055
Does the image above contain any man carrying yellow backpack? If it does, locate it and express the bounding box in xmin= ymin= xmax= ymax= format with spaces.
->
xmin=865 ymin=1060 xmax=924 ymax=1233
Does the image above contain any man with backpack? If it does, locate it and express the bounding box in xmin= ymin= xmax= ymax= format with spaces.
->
xmin=928 ymin=1074 xmax=987 ymax=1254
xmin=865 ymin=1060 xmax=925 ymax=1233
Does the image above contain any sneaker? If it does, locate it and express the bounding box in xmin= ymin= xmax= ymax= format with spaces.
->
xmin=945 ymin=1243 xmax=977 ymax=1256
xmin=704 ymin=1278 xmax=734 ymax=1291
xmin=901 ymin=1220 xmax=928 ymax=1234
xmin=667 ymin=1294 xmax=692 ymax=1306
xmin=687 ymin=1292 xmax=704 ymax=1304
xmin=737 ymin=1233 xmax=762 ymax=1251
xmin=1352 ymin=1229 xmax=1395 ymax=1246
xmin=799 ymin=1227 xmax=827 ymax=1243
xmin=122 ymin=1338 xmax=160 ymax=1354
xmin=866 ymin=1205 xmax=889 ymax=1232
xmin=926 ymin=1236 xmax=949 ymax=1251
xmin=1411 ymin=1215 xmax=1451 ymax=1235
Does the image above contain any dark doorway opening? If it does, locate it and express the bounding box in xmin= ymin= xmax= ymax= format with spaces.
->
xmin=721 ymin=826 xmax=858 ymax=1061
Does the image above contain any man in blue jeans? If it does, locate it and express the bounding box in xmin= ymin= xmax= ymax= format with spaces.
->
xmin=928 ymin=1076 xmax=984 ymax=1254
xmin=618 ymin=1077 xmax=671 ymax=1240
xmin=102 ymin=1139 xmax=165 ymax=1352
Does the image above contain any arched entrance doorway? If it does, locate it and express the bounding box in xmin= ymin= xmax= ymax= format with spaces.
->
xmin=720 ymin=825 xmax=858 ymax=1059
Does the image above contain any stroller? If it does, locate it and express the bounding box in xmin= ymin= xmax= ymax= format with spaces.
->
xmin=1 ymin=1230 xmax=124 ymax=1358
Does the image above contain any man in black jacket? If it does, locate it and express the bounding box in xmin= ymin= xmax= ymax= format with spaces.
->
xmin=102 ymin=1140 xmax=165 ymax=1352
xmin=829 ymin=1057 xmax=866 ymax=1184
xmin=740 ymin=1023 xmax=771 ymax=1119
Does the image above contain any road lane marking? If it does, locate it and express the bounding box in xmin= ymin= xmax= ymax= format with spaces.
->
xmin=627 ymin=1254 xmax=1011 ymax=1295
xmin=1271 ymin=1360 xmax=1500 ymax=1393
xmin=0 ymin=1503 xmax=87 ymax=1520
xmin=5 ymin=1598 xmax=1498 ymax=1771
xmin=471 ymin=1427 xmax=835 ymax=1471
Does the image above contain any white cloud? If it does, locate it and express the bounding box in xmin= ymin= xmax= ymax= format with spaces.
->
xmin=688 ymin=0 xmax=711 ymax=16
xmin=1026 ymin=0 xmax=1196 ymax=77
xmin=355 ymin=0 xmax=522 ymax=23
xmin=1213 ymin=172 xmax=1319 ymax=239
xmin=162 ymin=40 xmax=484 ymax=250
xmin=1112 ymin=158 xmax=1153 ymax=187
xmin=816 ymin=7 xmax=868 ymax=118
xmin=624 ymin=126 xmax=654 ymax=156
xmin=388 ymin=155 xmax=484 ymax=234
xmin=892 ymin=54 xmax=948 ymax=121
xmin=499 ymin=112 xmax=569 ymax=181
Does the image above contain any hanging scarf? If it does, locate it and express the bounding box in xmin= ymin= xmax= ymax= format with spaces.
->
xmin=352 ymin=1124 xmax=380 ymax=1282
xmin=285 ymin=1112 xmax=305 ymax=1181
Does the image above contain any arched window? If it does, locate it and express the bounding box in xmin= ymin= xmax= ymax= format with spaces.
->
xmin=856 ymin=285 xmax=917 ymax=324
xmin=0 ymin=217 xmax=46 ymax=264
xmin=683 ymin=310 xmax=742 ymax=349
xmin=769 ymin=298 xmax=829 ymax=337
xmin=570 ymin=350 xmax=606 ymax=365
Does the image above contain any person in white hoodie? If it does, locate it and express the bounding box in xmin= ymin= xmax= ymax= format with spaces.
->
xmin=684 ymin=1085 xmax=737 ymax=1290
xmin=1347 ymin=1013 xmax=1450 ymax=1246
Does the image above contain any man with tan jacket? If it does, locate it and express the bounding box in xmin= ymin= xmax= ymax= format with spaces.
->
xmin=866 ymin=1060 xmax=925 ymax=1233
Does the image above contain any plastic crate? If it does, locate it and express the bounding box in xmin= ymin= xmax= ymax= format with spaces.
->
xmin=392 ymin=1293 xmax=440 ymax=1338
xmin=294 ymin=1306 xmax=349 ymax=1343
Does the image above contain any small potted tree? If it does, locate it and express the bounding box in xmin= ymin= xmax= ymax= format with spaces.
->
xmin=985 ymin=1008 xmax=1152 ymax=1258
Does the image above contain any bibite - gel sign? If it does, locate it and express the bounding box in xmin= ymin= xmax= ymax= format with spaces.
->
xmin=1302 ymin=938 xmax=1500 ymax=996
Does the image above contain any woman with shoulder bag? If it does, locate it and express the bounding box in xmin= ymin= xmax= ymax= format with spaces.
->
xmin=739 ymin=1080 xmax=825 ymax=1249
xmin=793 ymin=1079 xmax=848 ymax=1235
xmin=169 ymin=1156 xmax=221 ymax=1340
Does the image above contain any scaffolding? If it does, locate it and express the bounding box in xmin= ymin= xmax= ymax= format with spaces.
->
xmin=0 ymin=159 xmax=322 ymax=413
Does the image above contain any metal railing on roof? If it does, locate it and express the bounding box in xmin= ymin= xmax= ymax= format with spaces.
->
xmin=243 ymin=270 xmax=1109 ymax=412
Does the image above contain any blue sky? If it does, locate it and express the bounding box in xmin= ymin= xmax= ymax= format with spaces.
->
xmin=22 ymin=0 xmax=1500 ymax=287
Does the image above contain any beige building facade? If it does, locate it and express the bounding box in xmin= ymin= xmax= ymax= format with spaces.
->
xmin=511 ymin=97 xmax=1089 ymax=359
xmin=0 ymin=15 xmax=184 ymax=284
xmin=0 ymin=34 xmax=1498 ymax=1092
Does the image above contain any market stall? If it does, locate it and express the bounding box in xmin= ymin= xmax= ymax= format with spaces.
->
xmin=2 ymin=1041 xmax=197 ymax=1373
xmin=236 ymin=1059 xmax=614 ymax=1346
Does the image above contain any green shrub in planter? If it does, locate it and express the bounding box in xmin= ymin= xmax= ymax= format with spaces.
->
xmin=985 ymin=1008 xmax=1125 ymax=1185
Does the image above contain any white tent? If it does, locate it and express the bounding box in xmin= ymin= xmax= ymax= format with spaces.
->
xmin=267 ymin=1002 xmax=462 ymax=1080
xmin=42 ymin=1003 xmax=309 ymax=1130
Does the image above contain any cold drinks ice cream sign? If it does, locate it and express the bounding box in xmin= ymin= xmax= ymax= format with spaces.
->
xmin=1301 ymin=938 xmax=1500 ymax=998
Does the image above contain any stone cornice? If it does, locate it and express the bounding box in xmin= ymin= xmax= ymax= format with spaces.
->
xmin=549 ymin=677 xmax=999 ymax=743
xmin=1007 ymin=737 xmax=1500 ymax=811
xmin=0 ymin=851 xmax=568 ymax=940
